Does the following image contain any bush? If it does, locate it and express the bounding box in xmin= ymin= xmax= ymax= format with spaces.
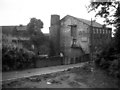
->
xmin=99 ymin=58 xmax=111 ymax=69
xmin=2 ymin=42 xmax=36 ymax=72
xmin=108 ymin=57 xmax=120 ymax=78
xmin=94 ymin=47 xmax=120 ymax=79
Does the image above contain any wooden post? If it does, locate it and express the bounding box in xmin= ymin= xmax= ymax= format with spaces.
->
xmin=90 ymin=18 xmax=93 ymax=62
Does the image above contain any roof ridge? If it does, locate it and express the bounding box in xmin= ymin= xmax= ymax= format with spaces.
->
xmin=64 ymin=15 xmax=103 ymax=27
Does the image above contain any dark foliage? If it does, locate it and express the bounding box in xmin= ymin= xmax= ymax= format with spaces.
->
xmin=88 ymin=0 xmax=120 ymax=79
xmin=2 ymin=42 xmax=36 ymax=72
xmin=27 ymin=18 xmax=43 ymax=35
xmin=94 ymin=45 xmax=120 ymax=79
xmin=27 ymin=18 xmax=49 ymax=54
xmin=88 ymin=1 xmax=118 ymax=25
xmin=114 ymin=3 xmax=120 ymax=52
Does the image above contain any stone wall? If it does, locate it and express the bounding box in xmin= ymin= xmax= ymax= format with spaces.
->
xmin=49 ymin=15 xmax=112 ymax=65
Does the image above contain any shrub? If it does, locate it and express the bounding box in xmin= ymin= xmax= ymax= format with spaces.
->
xmin=2 ymin=42 xmax=36 ymax=72
xmin=94 ymin=47 xmax=120 ymax=79
xmin=108 ymin=58 xmax=120 ymax=78
xmin=99 ymin=58 xmax=110 ymax=69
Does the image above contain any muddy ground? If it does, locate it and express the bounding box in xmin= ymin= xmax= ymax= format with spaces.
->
xmin=2 ymin=63 xmax=119 ymax=88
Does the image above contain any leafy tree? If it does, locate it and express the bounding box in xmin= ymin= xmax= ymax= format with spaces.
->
xmin=114 ymin=3 xmax=120 ymax=52
xmin=27 ymin=18 xmax=43 ymax=34
xmin=27 ymin=18 xmax=45 ymax=54
xmin=2 ymin=41 xmax=36 ymax=71
xmin=87 ymin=0 xmax=118 ymax=24
xmin=87 ymin=0 xmax=120 ymax=52
xmin=88 ymin=0 xmax=120 ymax=78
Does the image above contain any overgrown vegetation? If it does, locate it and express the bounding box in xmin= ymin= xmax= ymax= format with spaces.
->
xmin=88 ymin=0 xmax=120 ymax=79
xmin=2 ymin=40 xmax=37 ymax=72
xmin=2 ymin=18 xmax=50 ymax=72
xmin=94 ymin=43 xmax=120 ymax=79
xmin=27 ymin=18 xmax=49 ymax=54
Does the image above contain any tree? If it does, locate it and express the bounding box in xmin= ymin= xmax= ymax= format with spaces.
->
xmin=27 ymin=18 xmax=45 ymax=54
xmin=87 ymin=0 xmax=120 ymax=52
xmin=27 ymin=18 xmax=43 ymax=34
xmin=87 ymin=0 xmax=120 ymax=79
xmin=114 ymin=3 xmax=120 ymax=52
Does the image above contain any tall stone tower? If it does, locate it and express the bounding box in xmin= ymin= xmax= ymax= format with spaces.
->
xmin=49 ymin=15 xmax=60 ymax=56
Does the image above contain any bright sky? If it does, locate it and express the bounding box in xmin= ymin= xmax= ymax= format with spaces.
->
xmin=0 ymin=0 xmax=105 ymax=33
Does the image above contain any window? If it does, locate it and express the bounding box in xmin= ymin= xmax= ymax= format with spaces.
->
xmin=105 ymin=30 xmax=107 ymax=34
xmin=96 ymin=29 xmax=98 ymax=34
xmin=106 ymin=30 xmax=107 ymax=34
xmin=103 ymin=29 xmax=105 ymax=34
xmin=72 ymin=38 xmax=77 ymax=45
xmin=93 ymin=28 xmax=95 ymax=34
xmin=71 ymin=38 xmax=78 ymax=47
xmin=70 ymin=25 xmax=77 ymax=37
xmin=98 ymin=29 xmax=100 ymax=34
xmin=100 ymin=29 xmax=101 ymax=34
xmin=109 ymin=30 xmax=111 ymax=34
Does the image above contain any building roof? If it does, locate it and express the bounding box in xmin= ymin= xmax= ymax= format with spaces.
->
xmin=2 ymin=26 xmax=16 ymax=35
xmin=16 ymin=25 xmax=27 ymax=31
xmin=2 ymin=25 xmax=27 ymax=34
xmin=62 ymin=15 xmax=103 ymax=28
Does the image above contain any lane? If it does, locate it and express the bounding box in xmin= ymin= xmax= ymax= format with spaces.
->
xmin=2 ymin=62 xmax=87 ymax=82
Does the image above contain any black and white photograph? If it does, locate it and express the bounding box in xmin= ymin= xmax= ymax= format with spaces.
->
xmin=0 ymin=0 xmax=119 ymax=89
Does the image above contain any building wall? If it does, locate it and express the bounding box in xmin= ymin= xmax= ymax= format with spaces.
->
xmin=60 ymin=16 xmax=90 ymax=56
xmin=49 ymin=15 xmax=112 ymax=64
xmin=2 ymin=26 xmax=15 ymax=35
xmin=92 ymin=27 xmax=112 ymax=52
xmin=2 ymin=26 xmax=30 ymax=49
xmin=0 ymin=26 xmax=2 ymax=49
xmin=59 ymin=16 xmax=90 ymax=64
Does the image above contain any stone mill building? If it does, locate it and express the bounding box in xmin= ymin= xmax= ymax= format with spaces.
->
xmin=49 ymin=14 xmax=112 ymax=65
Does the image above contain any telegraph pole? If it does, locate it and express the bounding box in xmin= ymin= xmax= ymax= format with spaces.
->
xmin=90 ymin=18 xmax=93 ymax=62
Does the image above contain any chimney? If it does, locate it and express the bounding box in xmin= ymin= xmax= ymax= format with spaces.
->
xmin=51 ymin=15 xmax=60 ymax=26
xmin=49 ymin=14 xmax=60 ymax=56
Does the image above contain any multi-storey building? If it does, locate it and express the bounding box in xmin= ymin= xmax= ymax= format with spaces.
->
xmin=49 ymin=15 xmax=112 ymax=64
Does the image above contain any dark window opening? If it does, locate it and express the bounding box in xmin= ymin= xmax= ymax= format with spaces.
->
xmin=70 ymin=25 xmax=77 ymax=37
xmin=71 ymin=38 xmax=77 ymax=47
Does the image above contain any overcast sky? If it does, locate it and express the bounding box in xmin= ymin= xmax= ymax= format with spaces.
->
xmin=0 ymin=0 xmax=105 ymax=33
